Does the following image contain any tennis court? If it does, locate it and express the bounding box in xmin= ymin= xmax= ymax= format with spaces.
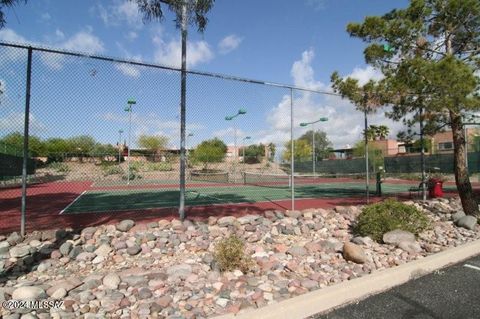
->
xmin=59 ymin=172 xmax=456 ymax=215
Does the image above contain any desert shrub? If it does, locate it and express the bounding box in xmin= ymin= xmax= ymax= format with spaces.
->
xmin=129 ymin=161 xmax=142 ymax=172
xmin=122 ymin=170 xmax=142 ymax=181
xmin=47 ymin=162 xmax=70 ymax=173
xmin=354 ymin=199 xmax=431 ymax=242
xmin=144 ymin=162 xmax=172 ymax=172
xmin=101 ymin=163 xmax=123 ymax=176
xmin=214 ymin=235 xmax=252 ymax=273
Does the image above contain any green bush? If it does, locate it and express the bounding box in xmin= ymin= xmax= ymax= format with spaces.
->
xmin=144 ymin=162 xmax=172 ymax=172
xmin=101 ymin=163 xmax=123 ymax=176
xmin=354 ymin=199 xmax=431 ymax=242
xmin=122 ymin=170 xmax=142 ymax=181
xmin=214 ymin=235 xmax=252 ymax=273
xmin=129 ymin=161 xmax=142 ymax=172
xmin=47 ymin=162 xmax=70 ymax=173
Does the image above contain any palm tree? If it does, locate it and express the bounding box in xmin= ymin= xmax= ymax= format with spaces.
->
xmin=376 ymin=125 xmax=390 ymax=140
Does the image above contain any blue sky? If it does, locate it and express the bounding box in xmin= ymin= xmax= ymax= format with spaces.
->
xmin=0 ymin=0 xmax=411 ymax=153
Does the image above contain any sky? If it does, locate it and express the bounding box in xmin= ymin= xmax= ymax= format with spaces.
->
xmin=0 ymin=0 xmax=412 ymax=156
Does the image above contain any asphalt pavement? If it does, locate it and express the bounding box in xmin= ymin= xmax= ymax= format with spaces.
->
xmin=314 ymin=254 xmax=480 ymax=319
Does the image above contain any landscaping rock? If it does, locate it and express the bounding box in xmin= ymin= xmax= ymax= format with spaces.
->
xmin=59 ymin=242 xmax=73 ymax=256
xmin=452 ymin=211 xmax=466 ymax=222
xmin=12 ymin=286 xmax=46 ymax=300
xmin=116 ymin=220 xmax=135 ymax=232
xmin=383 ymin=229 xmax=415 ymax=245
xmin=398 ymin=241 xmax=422 ymax=253
xmin=9 ymin=245 xmax=30 ymax=258
xmin=127 ymin=245 xmax=141 ymax=256
xmin=343 ymin=242 xmax=367 ymax=264
xmin=103 ymin=273 xmax=121 ymax=290
xmin=94 ymin=244 xmax=112 ymax=257
xmin=218 ymin=216 xmax=236 ymax=227
xmin=455 ymin=216 xmax=477 ymax=230
xmin=7 ymin=232 xmax=22 ymax=245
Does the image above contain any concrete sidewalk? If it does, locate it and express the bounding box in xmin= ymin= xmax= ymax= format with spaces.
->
xmin=214 ymin=239 xmax=480 ymax=319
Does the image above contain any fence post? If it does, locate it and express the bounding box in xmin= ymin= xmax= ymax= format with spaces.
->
xmin=21 ymin=47 xmax=33 ymax=237
xmin=290 ymin=88 xmax=295 ymax=211
xmin=364 ymin=108 xmax=369 ymax=204
xmin=178 ymin=2 xmax=188 ymax=221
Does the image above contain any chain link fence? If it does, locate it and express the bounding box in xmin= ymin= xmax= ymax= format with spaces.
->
xmin=0 ymin=42 xmax=468 ymax=234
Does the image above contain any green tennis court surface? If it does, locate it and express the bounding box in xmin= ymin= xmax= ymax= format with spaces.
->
xmin=60 ymin=182 xmax=457 ymax=215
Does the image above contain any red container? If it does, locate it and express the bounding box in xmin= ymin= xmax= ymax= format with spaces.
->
xmin=428 ymin=178 xmax=444 ymax=198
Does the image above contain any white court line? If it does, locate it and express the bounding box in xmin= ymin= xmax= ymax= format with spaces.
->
xmin=59 ymin=190 xmax=87 ymax=215
xmin=463 ymin=264 xmax=480 ymax=271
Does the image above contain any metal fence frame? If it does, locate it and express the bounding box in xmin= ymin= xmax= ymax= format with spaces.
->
xmin=1 ymin=41 xmax=378 ymax=236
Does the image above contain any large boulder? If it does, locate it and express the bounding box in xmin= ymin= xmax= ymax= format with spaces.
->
xmin=343 ymin=242 xmax=367 ymax=264
xmin=12 ymin=286 xmax=46 ymax=300
xmin=383 ymin=230 xmax=415 ymax=245
xmin=455 ymin=216 xmax=477 ymax=230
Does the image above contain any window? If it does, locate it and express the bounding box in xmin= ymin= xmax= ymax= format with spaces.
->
xmin=438 ymin=142 xmax=453 ymax=150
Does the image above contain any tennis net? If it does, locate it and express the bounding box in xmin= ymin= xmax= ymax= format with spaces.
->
xmin=243 ymin=171 xmax=367 ymax=188
xmin=189 ymin=170 xmax=229 ymax=183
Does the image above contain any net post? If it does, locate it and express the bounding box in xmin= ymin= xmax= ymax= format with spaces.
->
xmin=21 ymin=46 xmax=33 ymax=238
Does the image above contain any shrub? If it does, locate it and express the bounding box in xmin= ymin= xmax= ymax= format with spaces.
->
xmin=122 ymin=170 xmax=142 ymax=181
xmin=144 ymin=162 xmax=172 ymax=172
xmin=214 ymin=235 xmax=252 ymax=273
xmin=354 ymin=199 xmax=431 ymax=242
xmin=101 ymin=163 xmax=123 ymax=176
xmin=47 ymin=162 xmax=70 ymax=173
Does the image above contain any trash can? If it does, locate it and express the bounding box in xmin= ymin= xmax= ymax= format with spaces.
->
xmin=428 ymin=178 xmax=443 ymax=198
xmin=375 ymin=171 xmax=383 ymax=196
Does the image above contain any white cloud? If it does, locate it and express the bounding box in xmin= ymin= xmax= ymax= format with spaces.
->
xmin=62 ymin=31 xmax=105 ymax=54
xmin=291 ymin=49 xmax=328 ymax=90
xmin=212 ymin=127 xmax=246 ymax=146
xmin=40 ymin=12 xmax=51 ymax=21
xmin=125 ymin=31 xmax=138 ymax=41
xmin=95 ymin=1 xmax=143 ymax=29
xmin=255 ymin=49 xmax=402 ymax=151
xmin=347 ymin=65 xmax=384 ymax=86
xmin=55 ymin=29 xmax=65 ymax=41
xmin=218 ymin=34 xmax=243 ymax=54
xmin=102 ymin=112 xmax=205 ymax=149
xmin=0 ymin=28 xmax=28 ymax=43
xmin=153 ymin=39 xmax=214 ymax=68
xmin=115 ymin=63 xmax=141 ymax=78
xmin=0 ymin=112 xmax=48 ymax=134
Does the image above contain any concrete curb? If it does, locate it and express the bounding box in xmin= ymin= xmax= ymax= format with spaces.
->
xmin=214 ymin=238 xmax=480 ymax=319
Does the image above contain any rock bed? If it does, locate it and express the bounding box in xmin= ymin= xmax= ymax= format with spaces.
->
xmin=0 ymin=198 xmax=478 ymax=319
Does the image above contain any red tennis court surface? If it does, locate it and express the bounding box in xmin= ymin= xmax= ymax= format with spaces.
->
xmin=0 ymin=179 xmax=463 ymax=235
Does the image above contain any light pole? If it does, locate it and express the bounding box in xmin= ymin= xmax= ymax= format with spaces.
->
xmin=242 ymin=136 xmax=251 ymax=172
xmin=124 ymin=98 xmax=136 ymax=185
xmin=225 ymin=108 xmax=247 ymax=183
xmin=300 ymin=117 xmax=328 ymax=177
xmin=118 ymin=129 xmax=124 ymax=164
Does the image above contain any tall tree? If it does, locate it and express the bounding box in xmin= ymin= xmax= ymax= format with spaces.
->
xmin=137 ymin=134 xmax=168 ymax=155
xmin=298 ymin=130 xmax=333 ymax=161
xmin=131 ymin=0 xmax=215 ymax=220
xmin=376 ymin=125 xmax=390 ymax=140
xmin=193 ymin=138 xmax=227 ymax=170
xmin=0 ymin=0 xmax=26 ymax=29
xmin=282 ymin=140 xmax=312 ymax=162
xmin=337 ymin=0 xmax=480 ymax=216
